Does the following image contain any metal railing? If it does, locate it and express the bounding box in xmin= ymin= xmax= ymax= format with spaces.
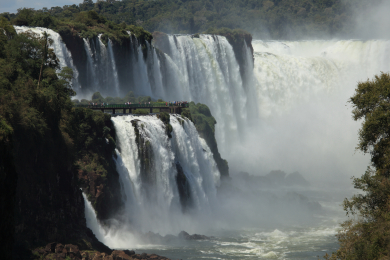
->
xmin=75 ymin=103 xmax=189 ymax=108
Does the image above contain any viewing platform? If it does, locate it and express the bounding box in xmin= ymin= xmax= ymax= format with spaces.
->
xmin=75 ymin=103 xmax=189 ymax=115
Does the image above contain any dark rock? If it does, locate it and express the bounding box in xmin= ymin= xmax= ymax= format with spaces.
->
xmin=111 ymin=250 xmax=133 ymax=260
xmin=123 ymin=250 xmax=135 ymax=256
xmin=65 ymin=244 xmax=82 ymax=258
xmin=178 ymin=231 xmax=210 ymax=240
xmin=45 ymin=242 xmax=57 ymax=253
xmin=175 ymin=162 xmax=193 ymax=212
xmin=92 ymin=252 xmax=103 ymax=260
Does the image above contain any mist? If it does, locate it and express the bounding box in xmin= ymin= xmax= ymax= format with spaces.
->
xmin=220 ymin=38 xmax=390 ymax=191
xmin=349 ymin=0 xmax=390 ymax=40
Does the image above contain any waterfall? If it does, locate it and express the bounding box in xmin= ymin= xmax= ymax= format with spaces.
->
xmin=14 ymin=28 xmax=257 ymax=158
xmin=14 ymin=26 xmax=80 ymax=90
xmin=15 ymin=25 xmax=390 ymax=189
xmin=82 ymin=192 xmax=107 ymax=243
xmin=83 ymin=38 xmax=98 ymax=93
xmin=252 ymin=40 xmax=390 ymax=117
xmin=232 ymin=39 xmax=390 ymax=181
xmin=161 ymin=35 xmax=254 ymax=153
xmin=108 ymin=114 xmax=220 ymax=239
xmin=107 ymin=39 xmax=120 ymax=96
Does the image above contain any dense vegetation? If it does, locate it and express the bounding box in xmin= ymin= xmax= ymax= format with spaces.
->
xmin=1 ymin=0 xmax=386 ymax=39
xmin=325 ymin=73 xmax=390 ymax=259
xmin=75 ymin=90 xmax=153 ymax=105
xmin=0 ymin=17 xmax=118 ymax=255
xmin=1 ymin=7 xmax=152 ymax=46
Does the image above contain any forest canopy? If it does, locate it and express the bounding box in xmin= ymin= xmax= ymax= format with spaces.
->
xmin=1 ymin=0 xmax=387 ymax=39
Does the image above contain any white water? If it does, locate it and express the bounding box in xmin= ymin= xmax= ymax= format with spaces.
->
xmin=14 ymin=27 xmax=390 ymax=256
xmin=13 ymin=28 xmax=390 ymax=180
xmin=14 ymin=26 xmax=80 ymax=89
xmin=87 ymin=114 xmax=221 ymax=247
xmin=107 ymin=39 xmax=120 ymax=96
xmin=61 ymin=34 xmax=389 ymax=183
xmin=228 ymin=40 xmax=390 ymax=183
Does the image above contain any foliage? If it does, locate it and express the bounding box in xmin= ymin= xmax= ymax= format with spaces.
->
xmin=0 ymin=18 xmax=83 ymax=251
xmin=157 ymin=112 xmax=173 ymax=138
xmin=0 ymin=18 xmax=122 ymax=250
xmin=6 ymin=7 xmax=152 ymax=46
xmin=184 ymin=102 xmax=216 ymax=133
xmin=75 ymin=91 xmax=154 ymax=105
xmin=132 ymin=109 xmax=149 ymax=115
xmin=325 ymin=73 xmax=390 ymax=260
xmin=350 ymin=73 xmax=390 ymax=175
xmin=2 ymin=0 xmax=382 ymax=39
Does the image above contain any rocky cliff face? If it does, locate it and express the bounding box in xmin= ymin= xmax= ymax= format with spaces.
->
xmin=11 ymin=108 xmax=112 ymax=259
xmin=70 ymin=108 xmax=124 ymax=222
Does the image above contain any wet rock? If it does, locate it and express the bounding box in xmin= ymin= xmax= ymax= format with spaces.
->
xmin=111 ymin=250 xmax=133 ymax=260
xmin=33 ymin=243 xmax=170 ymax=260
xmin=178 ymin=231 xmax=210 ymax=240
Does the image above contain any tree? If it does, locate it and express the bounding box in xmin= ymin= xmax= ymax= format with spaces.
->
xmin=350 ymin=73 xmax=390 ymax=176
xmin=326 ymin=72 xmax=390 ymax=260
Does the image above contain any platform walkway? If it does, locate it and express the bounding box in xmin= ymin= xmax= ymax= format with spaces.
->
xmin=75 ymin=103 xmax=188 ymax=115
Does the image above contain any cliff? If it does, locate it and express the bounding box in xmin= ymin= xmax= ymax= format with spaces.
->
xmin=0 ymin=20 xmax=117 ymax=258
xmin=69 ymin=108 xmax=123 ymax=222
xmin=182 ymin=102 xmax=229 ymax=178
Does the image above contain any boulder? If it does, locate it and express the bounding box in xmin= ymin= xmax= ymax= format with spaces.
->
xmin=65 ymin=244 xmax=82 ymax=259
xmin=55 ymin=243 xmax=64 ymax=253
xmin=45 ymin=242 xmax=57 ymax=253
xmin=178 ymin=231 xmax=209 ymax=240
xmin=111 ymin=250 xmax=133 ymax=260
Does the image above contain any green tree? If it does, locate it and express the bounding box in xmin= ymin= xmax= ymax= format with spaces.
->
xmin=326 ymin=72 xmax=390 ymax=260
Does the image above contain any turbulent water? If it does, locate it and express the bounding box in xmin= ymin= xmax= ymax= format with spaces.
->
xmin=82 ymin=114 xmax=221 ymax=248
xmin=112 ymin=114 xmax=220 ymax=234
xmin=236 ymin=40 xmax=390 ymax=182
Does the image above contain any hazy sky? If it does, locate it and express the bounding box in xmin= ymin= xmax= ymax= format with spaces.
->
xmin=1 ymin=0 xmax=82 ymax=14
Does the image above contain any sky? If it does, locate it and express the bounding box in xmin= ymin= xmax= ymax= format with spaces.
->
xmin=1 ymin=0 xmax=82 ymax=14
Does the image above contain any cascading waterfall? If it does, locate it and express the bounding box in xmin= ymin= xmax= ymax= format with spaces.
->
xmin=15 ymin=25 xmax=390 ymax=211
xmin=80 ymin=36 xmax=122 ymax=97
xmin=13 ymin=27 xmax=257 ymax=159
xmin=86 ymin=114 xmax=220 ymax=245
xmin=252 ymin=40 xmax=390 ymax=117
xmin=231 ymin=39 xmax=390 ymax=180
xmin=107 ymin=39 xmax=120 ymax=96
xmin=82 ymin=38 xmax=98 ymax=92
xmin=14 ymin=26 xmax=80 ymax=89
xmin=161 ymin=35 xmax=254 ymax=153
